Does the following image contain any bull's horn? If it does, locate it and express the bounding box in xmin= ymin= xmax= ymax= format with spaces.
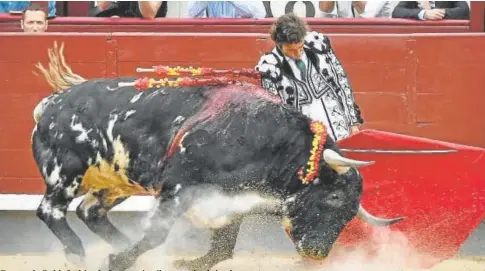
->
xmin=357 ymin=204 xmax=404 ymax=226
xmin=323 ymin=149 xmax=375 ymax=171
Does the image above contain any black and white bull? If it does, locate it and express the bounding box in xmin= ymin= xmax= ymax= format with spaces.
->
xmin=31 ymin=44 xmax=403 ymax=271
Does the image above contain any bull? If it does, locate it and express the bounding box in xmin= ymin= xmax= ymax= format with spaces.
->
xmin=31 ymin=43 xmax=403 ymax=271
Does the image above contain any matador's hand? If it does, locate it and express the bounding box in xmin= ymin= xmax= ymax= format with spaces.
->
xmin=350 ymin=125 xmax=360 ymax=135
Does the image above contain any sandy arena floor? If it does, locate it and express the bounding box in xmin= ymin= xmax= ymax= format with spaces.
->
xmin=2 ymin=251 xmax=484 ymax=271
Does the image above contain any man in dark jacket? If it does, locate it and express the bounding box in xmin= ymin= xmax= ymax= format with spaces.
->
xmin=93 ymin=1 xmax=167 ymax=19
xmin=392 ymin=1 xmax=469 ymax=20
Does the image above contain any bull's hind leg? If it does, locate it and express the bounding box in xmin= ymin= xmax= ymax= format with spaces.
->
xmin=36 ymin=173 xmax=86 ymax=267
xmin=106 ymin=183 xmax=192 ymax=271
xmin=173 ymin=216 xmax=243 ymax=270
xmin=76 ymin=189 xmax=131 ymax=250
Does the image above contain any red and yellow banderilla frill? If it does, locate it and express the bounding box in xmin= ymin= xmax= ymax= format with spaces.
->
xmin=298 ymin=121 xmax=328 ymax=185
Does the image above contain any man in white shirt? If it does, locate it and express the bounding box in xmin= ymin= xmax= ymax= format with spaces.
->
xmin=185 ymin=1 xmax=266 ymax=18
xmin=319 ymin=1 xmax=365 ymax=17
xmin=319 ymin=1 xmax=394 ymax=18
xmin=255 ymin=13 xmax=363 ymax=141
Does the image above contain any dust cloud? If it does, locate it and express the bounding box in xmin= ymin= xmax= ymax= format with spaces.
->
xmin=2 ymin=188 xmax=484 ymax=271
xmin=2 ymin=245 xmax=484 ymax=271
xmin=316 ymin=227 xmax=436 ymax=271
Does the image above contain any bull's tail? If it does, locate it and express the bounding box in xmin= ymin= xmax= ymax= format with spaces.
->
xmin=35 ymin=41 xmax=87 ymax=93
xmin=33 ymin=42 xmax=87 ymax=123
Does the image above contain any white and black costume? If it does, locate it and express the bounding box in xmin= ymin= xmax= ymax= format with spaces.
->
xmin=255 ymin=31 xmax=363 ymax=141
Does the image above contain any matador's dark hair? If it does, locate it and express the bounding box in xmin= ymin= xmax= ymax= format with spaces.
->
xmin=269 ymin=12 xmax=308 ymax=44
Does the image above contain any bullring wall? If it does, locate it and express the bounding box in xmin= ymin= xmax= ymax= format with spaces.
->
xmin=0 ymin=32 xmax=483 ymax=194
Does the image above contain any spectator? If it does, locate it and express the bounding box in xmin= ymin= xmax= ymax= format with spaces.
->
xmin=0 ymin=1 xmax=56 ymax=18
xmin=21 ymin=3 xmax=48 ymax=33
xmin=319 ymin=1 xmax=366 ymax=18
xmin=359 ymin=1 xmax=395 ymax=18
xmin=94 ymin=1 xmax=167 ymax=19
xmin=392 ymin=1 xmax=470 ymax=20
xmin=186 ymin=1 xmax=266 ymax=19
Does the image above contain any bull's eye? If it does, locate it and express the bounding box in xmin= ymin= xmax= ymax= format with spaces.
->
xmin=326 ymin=191 xmax=345 ymax=207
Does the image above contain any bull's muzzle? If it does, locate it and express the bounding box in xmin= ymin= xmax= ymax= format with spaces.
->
xmin=296 ymin=246 xmax=328 ymax=262
xmin=323 ymin=149 xmax=374 ymax=174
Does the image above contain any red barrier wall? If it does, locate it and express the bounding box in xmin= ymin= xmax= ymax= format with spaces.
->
xmin=0 ymin=14 xmax=476 ymax=33
xmin=0 ymin=32 xmax=484 ymax=194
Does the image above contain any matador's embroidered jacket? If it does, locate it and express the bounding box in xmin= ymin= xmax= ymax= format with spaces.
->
xmin=254 ymin=31 xmax=363 ymax=141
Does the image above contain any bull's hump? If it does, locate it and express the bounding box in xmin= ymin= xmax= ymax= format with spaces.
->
xmin=185 ymin=84 xmax=280 ymax=123
xmin=212 ymin=83 xmax=282 ymax=105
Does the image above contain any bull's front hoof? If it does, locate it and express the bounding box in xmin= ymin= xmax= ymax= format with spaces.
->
xmin=107 ymin=253 xmax=132 ymax=271
xmin=173 ymin=258 xmax=217 ymax=271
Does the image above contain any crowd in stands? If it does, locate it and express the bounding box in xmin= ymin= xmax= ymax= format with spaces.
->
xmin=0 ymin=1 xmax=472 ymax=33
